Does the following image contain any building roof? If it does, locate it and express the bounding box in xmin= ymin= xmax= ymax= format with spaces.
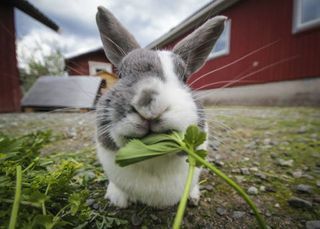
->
xmin=65 ymin=46 xmax=104 ymax=61
xmin=2 ymin=0 xmax=59 ymax=31
xmin=146 ymin=0 xmax=240 ymax=49
xmin=21 ymin=76 xmax=102 ymax=109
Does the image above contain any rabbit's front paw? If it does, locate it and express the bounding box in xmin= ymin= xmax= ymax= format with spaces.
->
xmin=105 ymin=182 xmax=129 ymax=208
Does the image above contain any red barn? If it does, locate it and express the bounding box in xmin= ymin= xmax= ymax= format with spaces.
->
xmin=65 ymin=48 xmax=115 ymax=76
xmin=147 ymin=0 xmax=320 ymax=105
xmin=65 ymin=0 xmax=320 ymax=105
xmin=0 ymin=0 xmax=59 ymax=112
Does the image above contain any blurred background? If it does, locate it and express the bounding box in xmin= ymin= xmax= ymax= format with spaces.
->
xmin=0 ymin=0 xmax=319 ymax=112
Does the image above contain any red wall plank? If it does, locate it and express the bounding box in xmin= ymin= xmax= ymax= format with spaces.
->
xmin=0 ymin=5 xmax=21 ymax=112
xmin=187 ymin=0 xmax=320 ymax=90
xmin=66 ymin=50 xmax=114 ymax=75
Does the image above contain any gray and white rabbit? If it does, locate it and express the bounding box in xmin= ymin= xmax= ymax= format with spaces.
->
xmin=95 ymin=6 xmax=226 ymax=208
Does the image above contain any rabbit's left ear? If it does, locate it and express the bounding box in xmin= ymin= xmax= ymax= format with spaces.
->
xmin=173 ymin=16 xmax=227 ymax=74
xmin=96 ymin=6 xmax=140 ymax=67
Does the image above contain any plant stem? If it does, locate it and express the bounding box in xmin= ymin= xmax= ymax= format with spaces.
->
xmin=172 ymin=155 xmax=195 ymax=229
xmin=188 ymin=151 xmax=267 ymax=229
xmin=2 ymin=199 xmax=41 ymax=208
xmin=9 ymin=165 xmax=22 ymax=229
xmin=42 ymin=183 xmax=51 ymax=215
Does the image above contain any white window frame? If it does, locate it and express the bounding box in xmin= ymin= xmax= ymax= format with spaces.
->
xmin=293 ymin=0 xmax=320 ymax=33
xmin=88 ymin=61 xmax=112 ymax=75
xmin=208 ymin=19 xmax=231 ymax=59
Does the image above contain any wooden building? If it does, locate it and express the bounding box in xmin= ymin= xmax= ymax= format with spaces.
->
xmin=64 ymin=0 xmax=320 ymax=105
xmin=65 ymin=48 xmax=115 ymax=76
xmin=0 ymin=0 xmax=59 ymax=112
xmin=147 ymin=0 xmax=320 ymax=105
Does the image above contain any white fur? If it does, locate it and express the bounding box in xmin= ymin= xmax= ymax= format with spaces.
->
xmin=97 ymin=50 xmax=205 ymax=208
xmin=97 ymin=143 xmax=201 ymax=207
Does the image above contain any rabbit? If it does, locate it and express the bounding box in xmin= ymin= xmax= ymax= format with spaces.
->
xmin=95 ymin=6 xmax=226 ymax=208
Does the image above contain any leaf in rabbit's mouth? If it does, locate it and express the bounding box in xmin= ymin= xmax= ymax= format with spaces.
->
xmin=116 ymin=130 xmax=185 ymax=167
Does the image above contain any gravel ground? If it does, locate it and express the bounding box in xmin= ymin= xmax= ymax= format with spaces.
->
xmin=0 ymin=106 xmax=319 ymax=228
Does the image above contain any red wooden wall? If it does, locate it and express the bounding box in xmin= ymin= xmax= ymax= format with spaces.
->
xmin=66 ymin=0 xmax=320 ymax=91
xmin=0 ymin=5 xmax=21 ymax=112
xmin=187 ymin=0 xmax=320 ymax=90
xmin=66 ymin=50 xmax=114 ymax=75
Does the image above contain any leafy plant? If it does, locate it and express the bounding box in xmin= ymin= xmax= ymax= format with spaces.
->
xmin=0 ymin=131 xmax=127 ymax=229
xmin=116 ymin=125 xmax=267 ymax=229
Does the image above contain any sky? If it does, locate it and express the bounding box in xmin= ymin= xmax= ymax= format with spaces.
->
xmin=15 ymin=0 xmax=211 ymax=67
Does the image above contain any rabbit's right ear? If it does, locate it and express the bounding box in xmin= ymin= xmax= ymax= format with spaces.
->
xmin=96 ymin=6 xmax=140 ymax=67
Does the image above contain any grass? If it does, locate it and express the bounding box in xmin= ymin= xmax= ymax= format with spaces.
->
xmin=0 ymin=106 xmax=319 ymax=228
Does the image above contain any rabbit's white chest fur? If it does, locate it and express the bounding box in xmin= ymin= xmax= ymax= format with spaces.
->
xmin=97 ymin=143 xmax=201 ymax=207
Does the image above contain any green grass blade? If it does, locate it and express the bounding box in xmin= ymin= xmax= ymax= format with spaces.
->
xmin=8 ymin=165 xmax=22 ymax=229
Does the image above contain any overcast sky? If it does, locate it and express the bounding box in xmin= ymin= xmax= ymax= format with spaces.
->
xmin=15 ymin=0 xmax=211 ymax=66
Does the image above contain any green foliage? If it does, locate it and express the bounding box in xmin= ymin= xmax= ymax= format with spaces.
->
xmin=0 ymin=131 xmax=127 ymax=229
xmin=116 ymin=125 xmax=266 ymax=229
xmin=115 ymin=126 xmax=207 ymax=167
xmin=116 ymin=133 xmax=182 ymax=167
xmin=19 ymin=49 xmax=65 ymax=94
xmin=184 ymin=125 xmax=207 ymax=148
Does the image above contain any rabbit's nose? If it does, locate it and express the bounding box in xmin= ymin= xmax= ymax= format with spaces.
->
xmin=131 ymin=89 xmax=167 ymax=120
xmin=135 ymin=89 xmax=157 ymax=107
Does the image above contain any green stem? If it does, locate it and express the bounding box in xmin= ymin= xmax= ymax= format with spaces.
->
xmin=188 ymin=151 xmax=267 ymax=229
xmin=42 ymin=183 xmax=51 ymax=215
xmin=9 ymin=165 xmax=22 ymax=229
xmin=1 ymin=199 xmax=41 ymax=208
xmin=53 ymin=203 xmax=70 ymax=222
xmin=172 ymin=155 xmax=196 ymax=229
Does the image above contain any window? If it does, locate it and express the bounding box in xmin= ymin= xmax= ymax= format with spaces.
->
xmin=293 ymin=0 xmax=320 ymax=33
xmin=88 ymin=61 xmax=112 ymax=75
xmin=209 ymin=19 xmax=231 ymax=59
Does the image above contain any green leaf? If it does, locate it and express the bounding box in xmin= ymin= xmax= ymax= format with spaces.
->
xmin=116 ymin=140 xmax=181 ymax=166
xmin=115 ymin=127 xmax=207 ymax=167
xmin=68 ymin=190 xmax=89 ymax=216
xmin=140 ymin=131 xmax=183 ymax=145
xmin=194 ymin=149 xmax=208 ymax=167
xmin=26 ymin=190 xmax=48 ymax=205
xmin=116 ymin=139 xmax=181 ymax=167
xmin=184 ymin=125 xmax=206 ymax=147
xmin=31 ymin=215 xmax=56 ymax=229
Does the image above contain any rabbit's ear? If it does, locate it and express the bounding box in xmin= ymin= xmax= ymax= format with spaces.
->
xmin=96 ymin=6 xmax=140 ymax=67
xmin=173 ymin=16 xmax=227 ymax=75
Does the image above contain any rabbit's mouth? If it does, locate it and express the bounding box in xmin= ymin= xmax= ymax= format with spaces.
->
xmin=123 ymin=128 xmax=176 ymax=141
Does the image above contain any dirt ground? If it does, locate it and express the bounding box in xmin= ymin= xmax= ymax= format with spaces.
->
xmin=0 ymin=106 xmax=319 ymax=228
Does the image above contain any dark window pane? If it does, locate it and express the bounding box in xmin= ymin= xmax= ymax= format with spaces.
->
xmin=301 ymin=0 xmax=320 ymax=23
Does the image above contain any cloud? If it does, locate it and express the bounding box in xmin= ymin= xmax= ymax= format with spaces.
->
xmin=15 ymin=0 xmax=211 ymax=66
xmin=16 ymin=29 xmax=101 ymax=68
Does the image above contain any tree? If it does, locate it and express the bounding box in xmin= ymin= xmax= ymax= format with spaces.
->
xmin=19 ymin=45 xmax=66 ymax=94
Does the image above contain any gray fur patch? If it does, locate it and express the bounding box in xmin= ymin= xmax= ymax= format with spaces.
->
xmin=118 ymin=49 xmax=164 ymax=81
xmin=96 ymin=95 xmax=119 ymax=151
xmin=171 ymin=53 xmax=188 ymax=81
xmin=136 ymin=89 xmax=158 ymax=107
